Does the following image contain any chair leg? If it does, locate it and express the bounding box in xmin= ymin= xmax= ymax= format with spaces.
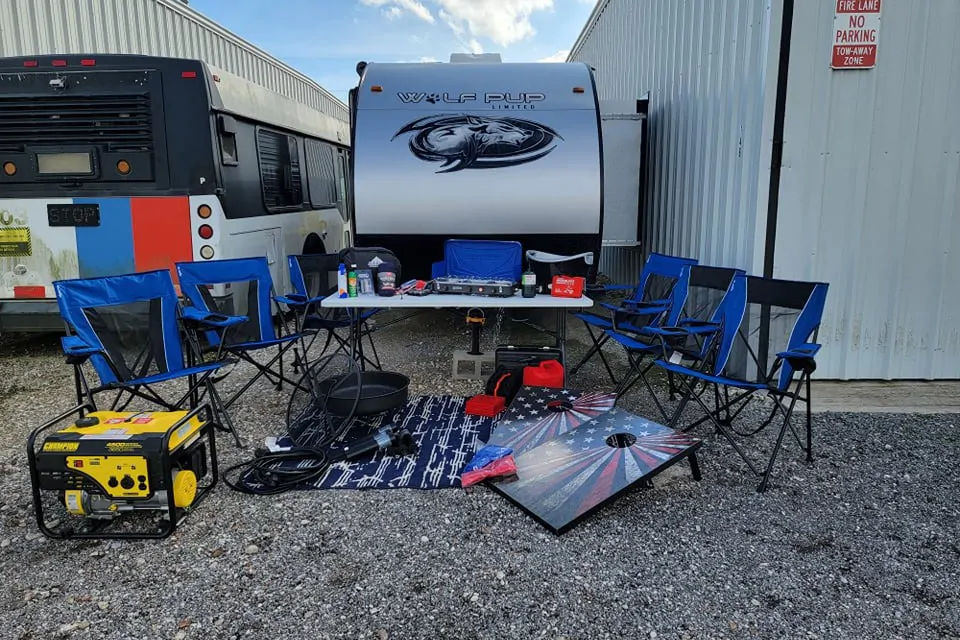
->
xmin=805 ymin=374 xmax=814 ymax=463
xmin=757 ymin=390 xmax=802 ymax=493
xmin=206 ymin=378 xmax=241 ymax=447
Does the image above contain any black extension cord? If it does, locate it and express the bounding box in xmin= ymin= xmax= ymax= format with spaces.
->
xmin=222 ymin=447 xmax=333 ymax=496
xmin=222 ymin=427 xmax=416 ymax=496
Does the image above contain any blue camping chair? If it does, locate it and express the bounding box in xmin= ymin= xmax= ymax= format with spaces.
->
xmin=284 ymin=252 xmax=382 ymax=370
xmin=52 ymin=269 xmax=244 ymax=445
xmin=569 ymin=252 xmax=698 ymax=384
xmin=608 ymin=264 xmax=746 ymax=404
xmin=176 ymin=257 xmax=309 ymax=411
xmin=649 ymin=274 xmax=829 ymax=492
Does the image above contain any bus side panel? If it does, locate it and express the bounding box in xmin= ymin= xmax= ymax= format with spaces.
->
xmin=131 ymin=197 xmax=192 ymax=285
xmin=74 ymin=198 xmax=136 ymax=279
xmin=0 ymin=198 xmax=78 ymax=299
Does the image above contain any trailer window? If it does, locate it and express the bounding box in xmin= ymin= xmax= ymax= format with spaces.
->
xmin=304 ymin=138 xmax=337 ymax=209
xmin=256 ymin=128 xmax=303 ymax=211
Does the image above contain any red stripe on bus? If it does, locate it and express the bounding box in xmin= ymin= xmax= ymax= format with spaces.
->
xmin=131 ymin=197 xmax=193 ymax=284
xmin=14 ymin=286 xmax=46 ymax=299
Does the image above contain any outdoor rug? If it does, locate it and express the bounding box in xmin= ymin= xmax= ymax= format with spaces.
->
xmin=297 ymin=395 xmax=494 ymax=490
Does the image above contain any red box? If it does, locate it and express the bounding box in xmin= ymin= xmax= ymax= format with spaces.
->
xmin=551 ymin=275 xmax=585 ymax=298
xmin=465 ymin=394 xmax=506 ymax=417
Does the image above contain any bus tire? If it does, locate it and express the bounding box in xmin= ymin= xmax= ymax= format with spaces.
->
xmin=302 ymin=233 xmax=327 ymax=255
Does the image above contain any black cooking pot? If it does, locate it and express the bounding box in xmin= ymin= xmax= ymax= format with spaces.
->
xmin=316 ymin=370 xmax=410 ymax=417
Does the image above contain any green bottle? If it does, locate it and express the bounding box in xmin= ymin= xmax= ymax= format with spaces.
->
xmin=347 ymin=264 xmax=358 ymax=297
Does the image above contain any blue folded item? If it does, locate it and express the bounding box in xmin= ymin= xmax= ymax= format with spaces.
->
xmin=463 ymin=444 xmax=514 ymax=473
xmin=431 ymin=239 xmax=523 ymax=282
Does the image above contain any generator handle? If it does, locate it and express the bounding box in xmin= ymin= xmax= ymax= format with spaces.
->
xmin=26 ymin=401 xmax=95 ymax=540
xmin=161 ymin=402 xmax=214 ymax=452
xmin=26 ymin=401 xmax=96 ymax=454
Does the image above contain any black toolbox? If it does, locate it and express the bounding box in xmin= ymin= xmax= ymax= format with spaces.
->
xmin=495 ymin=345 xmax=563 ymax=370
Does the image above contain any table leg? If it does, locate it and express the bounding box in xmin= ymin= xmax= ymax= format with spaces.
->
xmin=557 ymin=308 xmax=567 ymax=376
xmin=353 ymin=311 xmax=366 ymax=372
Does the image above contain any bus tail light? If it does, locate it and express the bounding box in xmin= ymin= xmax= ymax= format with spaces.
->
xmin=182 ymin=71 xmax=197 ymax=78
xmin=2 ymin=162 xmax=16 ymax=176
xmin=23 ymin=60 xmax=38 ymax=68
xmin=197 ymin=204 xmax=212 ymax=219
xmin=198 ymin=224 xmax=213 ymax=240
xmin=81 ymin=59 xmax=96 ymax=66
xmin=199 ymin=245 xmax=215 ymax=260
xmin=52 ymin=60 xmax=67 ymax=67
xmin=116 ymin=160 xmax=131 ymax=175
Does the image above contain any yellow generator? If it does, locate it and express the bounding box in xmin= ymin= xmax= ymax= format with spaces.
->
xmin=27 ymin=404 xmax=218 ymax=539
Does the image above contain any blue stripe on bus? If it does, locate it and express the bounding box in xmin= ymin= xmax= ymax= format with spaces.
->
xmin=74 ymin=197 xmax=136 ymax=278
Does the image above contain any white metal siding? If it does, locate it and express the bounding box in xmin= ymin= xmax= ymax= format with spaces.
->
xmin=571 ymin=0 xmax=778 ymax=274
xmin=0 ymin=0 xmax=348 ymax=124
xmin=776 ymin=0 xmax=960 ymax=380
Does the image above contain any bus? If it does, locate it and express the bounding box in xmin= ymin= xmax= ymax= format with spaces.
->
xmin=0 ymin=53 xmax=351 ymax=332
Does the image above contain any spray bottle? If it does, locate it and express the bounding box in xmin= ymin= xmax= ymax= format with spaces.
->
xmin=337 ymin=263 xmax=349 ymax=298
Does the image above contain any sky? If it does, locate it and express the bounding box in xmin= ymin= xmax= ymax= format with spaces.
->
xmin=186 ymin=0 xmax=598 ymax=103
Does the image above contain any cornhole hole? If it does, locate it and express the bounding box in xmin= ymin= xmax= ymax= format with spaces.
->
xmin=488 ymin=408 xmax=702 ymax=534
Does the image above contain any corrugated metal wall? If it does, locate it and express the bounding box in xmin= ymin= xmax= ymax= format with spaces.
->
xmin=570 ymin=0 xmax=778 ymax=275
xmin=0 ymin=0 xmax=348 ymax=123
xmin=776 ymin=0 xmax=960 ymax=380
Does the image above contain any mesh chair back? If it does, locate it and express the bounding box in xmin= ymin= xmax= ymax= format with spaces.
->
xmin=629 ymin=252 xmax=699 ymax=305
xmin=670 ymin=266 xmax=747 ymax=360
xmin=176 ymin=257 xmax=276 ymax=346
xmin=288 ymin=253 xmax=341 ymax=300
xmin=722 ymin=276 xmax=829 ymax=389
xmin=53 ymin=270 xmax=185 ymax=386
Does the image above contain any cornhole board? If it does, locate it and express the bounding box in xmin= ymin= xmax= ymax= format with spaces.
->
xmin=486 ymin=386 xmax=617 ymax=457
xmin=487 ymin=408 xmax=702 ymax=534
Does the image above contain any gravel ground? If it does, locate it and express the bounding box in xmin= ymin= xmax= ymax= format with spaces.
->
xmin=1 ymin=309 xmax=959 ymax=640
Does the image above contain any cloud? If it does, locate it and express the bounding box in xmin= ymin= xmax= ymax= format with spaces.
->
xmin=360 ymin=0 xmax=435 ymax=24
xmin=538 ymin=49 xmax=569 ymax=62
xmin=434 ymin=0 xmax=554 ymax=47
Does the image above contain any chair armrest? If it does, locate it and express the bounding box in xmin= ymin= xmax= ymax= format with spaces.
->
xmin=613 ymin=303 xmax=669 ymax=316
xmin=590 ymin=284 xmax=634 ymax=293
xmin=181 ymin=306 xmax=248 ymax=328
xmin=274 ymin=294 xmax=325 ymax=308
xmin=650 ymin=323 xmax=720 ymax=337
xmin=778 ymin=343 xmax=822 ymax=360
xmin=61 ymin=336 xmax=101 ymax=357
xmin=625 ymin=297 xmax=671 ymax=306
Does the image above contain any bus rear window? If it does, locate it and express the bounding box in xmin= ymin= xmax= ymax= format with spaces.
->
xmin=37 ymin=152 xmax=92 ymax=175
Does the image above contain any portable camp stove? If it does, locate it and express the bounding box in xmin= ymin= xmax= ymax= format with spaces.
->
xmin=27 ymin=404 xmax=218 ymax=540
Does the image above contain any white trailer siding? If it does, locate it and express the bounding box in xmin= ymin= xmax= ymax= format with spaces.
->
xmin=0 ymin=0 xmax=347 ymax=124
xmin=569 ymin=0 xmax=960 ymax=380
xmin=570 ymin=0 xmax=779 ymax=279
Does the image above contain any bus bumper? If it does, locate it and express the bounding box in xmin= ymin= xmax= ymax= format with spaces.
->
xmin=0 ymin=300 xmax=64 ymax=333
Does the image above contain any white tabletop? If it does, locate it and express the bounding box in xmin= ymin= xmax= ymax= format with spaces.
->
xmin=320 ymin=291 xmax=593 ymax=309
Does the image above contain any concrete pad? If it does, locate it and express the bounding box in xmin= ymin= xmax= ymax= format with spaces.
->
xmin=811 ymin=380 xmax=960 ymax=414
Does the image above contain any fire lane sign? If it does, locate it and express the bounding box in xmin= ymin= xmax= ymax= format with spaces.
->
xmin=832 ymin=0 xmax=882 ymax=69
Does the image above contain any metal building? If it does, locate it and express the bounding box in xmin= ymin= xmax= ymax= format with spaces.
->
xmin=0 ymin=0 xmax=347 ymax=122
xmin=570 ymin=0 xmax=960 ymax=380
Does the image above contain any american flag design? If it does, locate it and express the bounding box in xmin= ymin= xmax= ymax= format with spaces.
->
xmin=488 ymin=408 xmax=701 ymax=534
xmin=247 ymin=395 xmax=494 ymax=491
xmin=486 ymin=386 xmax=617 ymax=457
xmin=316 ymin=395 xmax=494 ymax=490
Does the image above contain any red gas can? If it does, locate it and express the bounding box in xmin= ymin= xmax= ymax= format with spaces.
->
xmin=523 ymin=359 xmax=565 ymax=388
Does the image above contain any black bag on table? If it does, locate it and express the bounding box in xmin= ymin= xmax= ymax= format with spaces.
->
xmin=339 ymin=246 xmax=402 ymax=283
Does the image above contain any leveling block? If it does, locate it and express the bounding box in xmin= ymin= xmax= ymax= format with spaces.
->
xmin=27 ymin=404 xmax=218 ymax=540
